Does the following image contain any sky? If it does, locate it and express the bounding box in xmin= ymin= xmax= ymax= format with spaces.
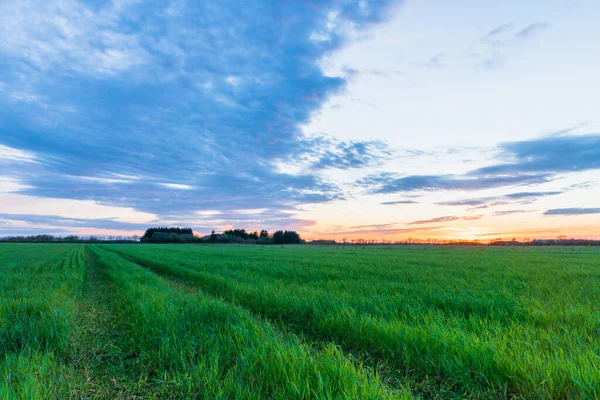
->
xmin=0 ymin=0 xmax=599 ymax=241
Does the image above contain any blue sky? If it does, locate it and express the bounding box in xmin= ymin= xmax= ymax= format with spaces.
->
xmin=0 ymin=0 xmax=599 ymax=240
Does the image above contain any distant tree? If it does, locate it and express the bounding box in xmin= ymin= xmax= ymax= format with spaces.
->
xmin=273 ymin=230 xmax=302 ymax=244
xmin=260 ymin=230 xmax=269 ymax=238
xmin=273 ymin=230 xmax=285 ymax=244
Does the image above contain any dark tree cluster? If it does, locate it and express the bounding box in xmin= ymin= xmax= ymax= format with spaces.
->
xmin=272 ymin=230 xmax=302 ymax=244
xmin=195 ymin=228 xmax=303 ymax=245
xmin=136 ymin=226 xmax=304 ymax=245
xmin=142 ymin=227 xmax=193 ymax=239
xmin=223 ymin=229 xmax=259 ymax=240
xmin=0 ymin=234 xmax=57 ymax=243
xmin=141 ymin=227 xmax=194 ymax=243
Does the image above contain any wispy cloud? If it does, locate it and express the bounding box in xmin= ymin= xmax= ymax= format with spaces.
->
xmin=438 ymin=191 xmax=563 ymax=207
xmin=472 ymin=134 xmax=600 ymax=176
xmin=407 ymin=215 xmax=483 ymax=225
xmin=544 ymin=208 xmax=600 ymax=216
xmin=299 ymin=136 xmax=391 ymax=170
xmin=471 ymin=21 xmax=550 ymax=69
xmin=362 ymin=173 xmax=552 ymax=193
xmin=380 ymin=200 xmax=418 ymax=205
xmin=363 ymin=133 xmax=600 ymax=194
xmin=349 ymin=222 xmax=401 ymax=229
xmin=412 ymin=53 xmax=444 ymax=69
xmin=0 ymin=1 xmax=150 ymax=77
xmin=481 ymin=23 xmax=513 ymax=41
xmin=493 ymin=210 xmax=535 ymax=216
xmin=318 ymin=226 xmax=440 ymax=236
xmin=516 ymin=22 xmax=550 ymax=39
xmin=0 ymin=144 xmax=37 ymax=163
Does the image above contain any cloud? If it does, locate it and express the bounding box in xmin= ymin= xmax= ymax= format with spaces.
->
xmin=471 ymin=21 xmax=549 ymax=69
xmin=363 ymin=133 xmax=600 ymax=195
xmin=408 ymin=216 xmax=459 ymax=225
xmin=407 ymin=215 xmax=483 ymax=225
xmin=438 ymin=191 xmax=563 ymax=207
xmin=0 ymin=192 xmax=157 ymax=223
xmin=0 ymin=144 xmax=37 ymax=163
xmin=472 ymin=134 xmax=600 ymax=176
xmin=515 ymin=22 xmax=550 ymax=39
xmin=362 ymin=173 xmax=553 ymax=193
xmin=544 ymin=208 xmax=600 ymax=216
xmin=480 ymin=22 xmax=549 ymax=42
xmin=380 ymin=200 xmax=418 ymax=205
xmin=493 ymin=210 xmax=535 ymax=216
xmin=412 ymin=53 xmax=444 ymax=69
xmin=481 ymin=23 xmax=513 ymax=41
xmin=349 ymin=222 xmax=400 ymax=229
xmin=302 ymin=136 xmax=391 ymax=170
xmin=0 ymin=214 xmax=152 ymax=232
xmin=0 ymin=1 xmax=150 ymax=77
xmin=318 ymin=226 xmax=440 ymax=236
xmin=504 ymin=191 xmax=562 ymax=199
xmin=0 ymin=0 xmax=404 ymax=233
xmin=0 ymin=177 xmax=32 ymax=193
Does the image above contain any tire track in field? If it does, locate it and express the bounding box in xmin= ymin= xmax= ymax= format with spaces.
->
xmin=101 ymin=249 xmax=428 ymax=398
xmin=68 ymin=248 xmax=150 ymax=399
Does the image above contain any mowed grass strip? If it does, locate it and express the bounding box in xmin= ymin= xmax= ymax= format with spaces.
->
xmin=0 ymin=244 xmax=84 ymax=399
xmin=103 ymin=244 xmax=600 ymax=399
xmin=87 ymin=245 xmax=405 ymax=399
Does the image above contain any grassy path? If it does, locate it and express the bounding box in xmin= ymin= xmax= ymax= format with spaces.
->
xmin=67 ymin=247 xmax=151 ymax=398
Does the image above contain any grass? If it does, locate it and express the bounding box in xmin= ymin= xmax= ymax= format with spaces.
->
xmin=1 ymin=243 xmax=599 ymax=398
xmin=0 ymin=244 xmax=84 ymax=399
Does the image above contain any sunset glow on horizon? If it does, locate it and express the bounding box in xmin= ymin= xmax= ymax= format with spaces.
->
xmin=1 ymin=0 xmax=599 ymax=241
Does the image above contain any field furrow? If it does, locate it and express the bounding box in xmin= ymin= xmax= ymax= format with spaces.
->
xmin=67 ymin=247 xmax=155 ymax=398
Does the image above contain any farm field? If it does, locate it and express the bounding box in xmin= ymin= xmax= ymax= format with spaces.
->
xmin=0 ymin=244 xmax=599 ymax=399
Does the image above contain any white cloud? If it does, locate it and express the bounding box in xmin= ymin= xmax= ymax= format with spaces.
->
xmin=0 ymin=177 xmax=32 ymax=193
xmin=158 ymin=183 xmax=195 ymax=190
xmin=195 ymin=210 xmax=221 ymax=217
xmin=0 ymin=193 xmax=156 ymax=223
xmin=234 ymin=208 xmax=268 ymax=215
xmin=0 ymin=145 xmax=38 ymax=163
xmin=0 ymin=0 xmax=150 ymax=77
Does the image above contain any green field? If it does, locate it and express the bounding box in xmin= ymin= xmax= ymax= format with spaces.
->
xmin=0 ymin=244 xmax=598 ymax=399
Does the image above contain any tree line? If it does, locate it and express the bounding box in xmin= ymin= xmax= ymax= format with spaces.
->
xmin=2 ymin=231 xmax=599 ymax=246
xmin=140 ymin=227 xmax=303 ymax=244
xmin=0 ymin=235 xmax=139 ymax=243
